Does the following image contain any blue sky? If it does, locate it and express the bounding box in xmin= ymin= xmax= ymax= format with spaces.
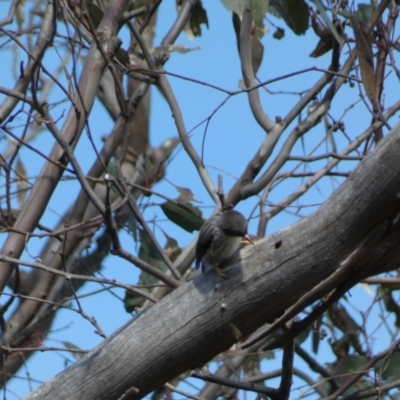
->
xmin=0 ymin=1 xmax=399 ymax=398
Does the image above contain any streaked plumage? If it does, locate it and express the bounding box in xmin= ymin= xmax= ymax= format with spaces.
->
xmin=195 ymin=210 xmax=251 ymax=275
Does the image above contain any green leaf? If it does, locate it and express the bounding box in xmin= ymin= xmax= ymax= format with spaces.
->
xmin=104 ymin=163 xmax=120 ymax=195
xmin=244 ymin=354 xmax=261 ymax=377
xmin=294 ymin=327 xmax=309 ymax=345
xmin=160 ymin=202 xmax=204 ymax=232
xmin=189 ymin=0 xmax=209 ymax=37
xmin=268 ymin=3 xmax=282 ymax=19
xmin=270 ymin=0 xmax=309 ymax=35
xmin=124 ymin=289 xmax=146 ymax=312
xmin=312 ymin=315 xmax=322 ymax=354
xmin=324 ymin=356 xmax=373 ymax=395
xmin=221 ymin=0 xmax=246 ymax=14
xmin=61 ymin=341 xmax=86 ymax=360
xmin=231 ymin=12 xmax=264 ymax=76
xmin=351 ymin=15 xmax=377 ymax=109
xmin=378 ymin=352 xmax=400 ymax=382
xmin=127 ymin=213 xmax=138 ymax=243
xmin=250 ymin=0 xmax=269 ymax=35
xmin=356 ymin=4 xmax=375 ymax=24
xmin=124 ymin=229 xmax=168 ymax=312
xmin=312 ymin=0 xmax=343 ymax=45
xmin=138 ymin=229 xmax=165 ymax=267
xmin=106 ymin=162 xmax=117 ymax=179
xmin=152 ymin=45 xmax=200 ymax=55
xmin=221 ymin=0 xmax=269 ymax=38
xmin=16 ymin=3 xmax=25 ymax=30
xmin=380 ymin=286 xmax=400 ymax=327
xmin=251 ymin=34 xmax=264 ymax=75
xmin=163 ymin=232 xmax=182 ymax=262
xmin=310 ymin=38 xmax=333 ymax=58
xmin=341 ymin=355 xmax=368 ymax=372
xmin=86 ymin=2 xmax=104 ymax=29
xmin=273 ymin=27 xmax=285 ymax=39
xmin=115 ymin=48 xmax=130 ymax=67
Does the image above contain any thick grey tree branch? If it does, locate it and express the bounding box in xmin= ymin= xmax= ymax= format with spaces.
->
xmin=25 ymin=124 xmax=400 ymax=399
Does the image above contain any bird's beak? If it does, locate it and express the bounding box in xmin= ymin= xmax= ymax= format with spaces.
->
xmin=241 ymin=234 xmax=255 ymax=246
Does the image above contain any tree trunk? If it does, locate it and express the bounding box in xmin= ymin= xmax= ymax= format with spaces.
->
xmin=25 ymin=124 xmax=400 ymax=399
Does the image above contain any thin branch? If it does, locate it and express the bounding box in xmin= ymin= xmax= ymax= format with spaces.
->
xmin=341 ymin=378 xmax=400 ymax=400
xmin=0 ymin=254 xmax=158 ymax=303
xmin=102 ymin=177 xmax=182 ymax=288
xmin=164 ymin=383 xmax=205 ymax=400
xmin=363 ymin=277 xmax=400 ymax=285
xmin=323 ymin=339 xmax=400 ymax=400
xmin=0 ymin=0 xmax=130 ymax=295
xmin=248 ymin=367 xmax=328 ymax=397
xmin=0 ymin=1 xmax=17 ymax=26
xmin=0 ymin=345 xmax=89 ymax=354
xmin=114 ymin=167 xmax=183 ymax=282
xmin=294 ymin=344 xmax=337 ymax=392
xmin=227 ymin=0 xmax=392 ymax=206
xmin=264 ymin=98 xmax=400 ymax=221
xmin=157 ymin=73 xmax=219 ymax=204
xmin=243 ymin=220 xmax=389 ymax=350
xmin=38 ymin=105 xmax=107 ymax=216
xmin=161 ymin=0 xmax=197 ymax=46
xmin=0 ymin=0 xmax=57 ymax=123
xmin=191 ymin=371 xmax=279 ymax=399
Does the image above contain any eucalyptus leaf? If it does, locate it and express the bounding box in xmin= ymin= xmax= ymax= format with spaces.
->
xmin=273 ymin=27 xmax=285 ymax=39
xmin=127 ymin=213 xmax=138 ymax=243
xmin=86 ymin=2 xmax=104 ymax=29
xmin=160 ymin=201 xmax=204 ymax=232
xmin=221 ymin=0 xmax=246 ymax=15
xmin=270 ymin=0 xmax=309 ymax=35
xmin=294 ymin=327 xmax=309 ymax=345
xmin=250 ymin=0 xmax=269 ymax=34
xmin=124 ymin=229 xmax=169 ymax=312
xmin=357 ymin=4 xmax=375 ymax=24
xmin=351 ymin=15 xmax=377 ymax=109
xmin=61 ymin=341 xmax=86 ymax=360
xmin=188 ymin=0 xmax=209 ymax=37
xmin=152 ymin=45 xmax=200 ymax=55
xmin=378 ymin=352 xmax=400 ymax=383
xmin=251 ymin=35 xmax=264 ymax=75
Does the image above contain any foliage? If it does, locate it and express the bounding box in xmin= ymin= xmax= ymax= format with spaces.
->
xmin=0 ymin=0 xmax=400 ymax=399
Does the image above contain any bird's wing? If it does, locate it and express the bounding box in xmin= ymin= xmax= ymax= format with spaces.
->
xmin=195 ymin=221 xmax=216 ymax=269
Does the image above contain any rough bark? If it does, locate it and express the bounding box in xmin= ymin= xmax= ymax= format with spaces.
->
xmin=25 ymin=123 xmax=400 ymax=399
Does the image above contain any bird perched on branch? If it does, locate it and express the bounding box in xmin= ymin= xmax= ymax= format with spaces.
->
xmin=195 ymin=209 xmax=253 ymax=277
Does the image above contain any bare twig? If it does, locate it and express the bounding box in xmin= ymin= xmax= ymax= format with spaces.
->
xmin=0 ymin=254 xmax=158 ymax=303
xmin=192 ymin=371 xmax=279 ymax=399
xmin=114 ymin=166 xmax=183 ymax=282
xmin=323 ymin=339 xmax=400 ymax=400
xmin=0 ymin=345 xmax=88 ymax=355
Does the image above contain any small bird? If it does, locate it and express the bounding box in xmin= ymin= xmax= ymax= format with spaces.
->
xmin=195 ymin=210 xmax=253 ymax=277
